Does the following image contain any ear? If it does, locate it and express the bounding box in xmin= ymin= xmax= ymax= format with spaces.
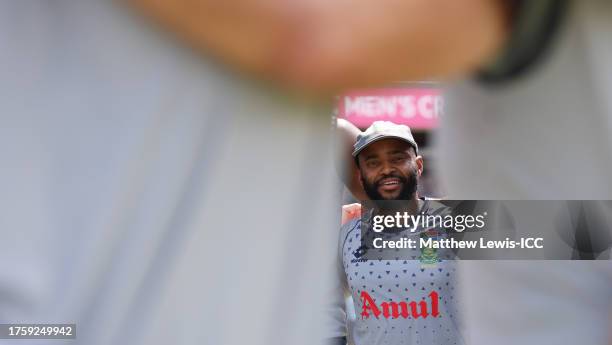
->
xmin=415 ymin=155 xmax=424 ymax=177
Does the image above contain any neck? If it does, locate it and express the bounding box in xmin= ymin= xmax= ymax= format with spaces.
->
xmin=376 ymin=195 xmax=420 ymax=216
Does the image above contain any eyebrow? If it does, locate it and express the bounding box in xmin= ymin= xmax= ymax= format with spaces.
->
xmin=363 ymin=150 xmax=409 ymax=162
xmin=387 ymin=150 xmax=409 ymax=156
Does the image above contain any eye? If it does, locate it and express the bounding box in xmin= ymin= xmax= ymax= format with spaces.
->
xmin=391 ymin=156 xmax=406 ymax=164
xmin=366 ymin=160 xmax=380 ymax=169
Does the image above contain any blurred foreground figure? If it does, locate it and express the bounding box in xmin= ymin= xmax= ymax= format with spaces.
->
xmin=440 ymin=0 xmax=612 ymax=199
xmin=437 ymin=2 xmax=612 ymax=345
xmin=0 ymin=2 xmax=339 ymax=345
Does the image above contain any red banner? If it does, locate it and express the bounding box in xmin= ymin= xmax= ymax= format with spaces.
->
xmin=338 ymin=88 xmax=443 ymax=130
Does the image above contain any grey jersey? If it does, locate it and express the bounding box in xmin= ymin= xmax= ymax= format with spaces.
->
xmin=335 ymin=201 xmax=464 ymax=345
xmin=0 ymin=2 xmax=338 ymax=345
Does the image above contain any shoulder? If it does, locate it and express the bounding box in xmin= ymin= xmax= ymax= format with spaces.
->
xmin=339 ymin=218 xmax=361 ymax=249
xmin=340 ymin=218 xmax=361 ymax=238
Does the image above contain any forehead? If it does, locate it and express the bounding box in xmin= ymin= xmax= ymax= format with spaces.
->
xmin=359 ymin=138 xmax=413 ymax=158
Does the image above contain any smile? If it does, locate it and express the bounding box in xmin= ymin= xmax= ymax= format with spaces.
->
xmin=379 ymin=178 xmax=401 ymax=186
xmin=378 ymin=178 xmax=402 ymax=192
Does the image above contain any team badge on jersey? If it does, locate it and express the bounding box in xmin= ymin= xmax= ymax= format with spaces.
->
xmin=420 ymin=228 xmax=441 ymax=267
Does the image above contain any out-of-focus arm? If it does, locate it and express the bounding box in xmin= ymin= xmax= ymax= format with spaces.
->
xmin=128 ymin=0 xmax=509 ymax=92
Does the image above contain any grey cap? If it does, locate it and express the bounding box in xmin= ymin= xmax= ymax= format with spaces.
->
xmin=352 ymin=121 xmax=418 ymax=157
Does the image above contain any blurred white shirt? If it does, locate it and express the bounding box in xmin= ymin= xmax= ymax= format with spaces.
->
xmin=440 ymin=0 xmax=612 ymax=200
xmin=0 ymin=2 xmax=338 ymax=345
xmin=440 ymin=1 xmax=612 ymax=344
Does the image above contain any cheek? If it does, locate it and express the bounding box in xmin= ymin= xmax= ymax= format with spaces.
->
xmin=400 ymin=163 xmax=417 ymax=177
xmin=361 ymin=170 xmax=378 ymax=185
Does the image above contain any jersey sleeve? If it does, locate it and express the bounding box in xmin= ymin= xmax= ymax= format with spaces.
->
xmin=322 ymin=221 xmax=357 ymax=342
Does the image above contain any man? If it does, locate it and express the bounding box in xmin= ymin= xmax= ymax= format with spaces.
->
xmin=332 ymin=121 xmax=463 ymax=345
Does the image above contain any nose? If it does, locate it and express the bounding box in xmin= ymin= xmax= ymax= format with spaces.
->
xmin=380 ymin=161 xmax=395 ymax=176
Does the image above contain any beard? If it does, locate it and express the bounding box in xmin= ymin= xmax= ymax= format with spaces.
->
xmin=361 ymin=167 xmax=418 ymax=202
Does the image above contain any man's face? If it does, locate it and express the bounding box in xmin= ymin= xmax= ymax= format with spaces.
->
xmin=357 ymin=139 xmax=422 ymax=200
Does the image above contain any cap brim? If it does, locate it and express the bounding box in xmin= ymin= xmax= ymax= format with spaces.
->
xmin=352 ymin=135 xmax=418 ymax=157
